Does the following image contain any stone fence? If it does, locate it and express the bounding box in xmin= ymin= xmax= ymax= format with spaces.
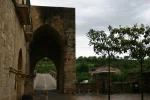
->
xmin=76 ymin=83 xmax=101 ymax=93
xmin=49 ymin=70 xmax=57 ymax=79
xmin=111 ymin=82 xmax=132 ymax=93
xmin=76 ymin=82 xmax=150 ymax=94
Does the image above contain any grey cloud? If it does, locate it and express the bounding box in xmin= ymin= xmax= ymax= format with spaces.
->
xmin=76 ymin=0 xmax=150 ymax=35
xmin=31 ymin=0 xmax=150 ymax=57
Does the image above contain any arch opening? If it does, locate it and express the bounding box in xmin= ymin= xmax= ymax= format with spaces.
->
xmin=34 ymin=57 xmax=57 ymax=90
xmin=17 ymin=49 xmax=23 ymax=100
xmin=18 ymin=49 xmax=23 ymax=71
xmin=29 ymin=24 xmax=64 ymax=93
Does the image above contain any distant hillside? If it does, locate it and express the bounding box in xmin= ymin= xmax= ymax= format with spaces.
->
xmin=76 ymin=56 xmax=150 ymax=82
xmin=35 ymin=56 xmax=150 ymax=82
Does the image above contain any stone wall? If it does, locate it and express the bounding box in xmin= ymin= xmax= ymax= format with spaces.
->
xmin=0 ymin=1 xmax=76 ymax=99
xmin=127 ymin=72 xmax=150 ymax=93
xmin=76 ymin=82 xmax=132 ymax=93
xmin=0 ymin=0 xmax=27 ymax=100
xmin=111 ymin=82 xmax=132 ymax=93
xmin=30 ymin=6 xmax=44 ymax=31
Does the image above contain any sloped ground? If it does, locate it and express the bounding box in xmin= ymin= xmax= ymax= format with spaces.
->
xmin=34 ymin=73 xmax=56 ymax=90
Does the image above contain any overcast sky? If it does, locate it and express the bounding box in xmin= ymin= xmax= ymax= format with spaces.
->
xmin=31 ymin=0 xmax=150 ymax=58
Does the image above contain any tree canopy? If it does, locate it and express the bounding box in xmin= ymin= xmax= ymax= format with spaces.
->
xmin=86 ymin=24 xmax=150 ymax=100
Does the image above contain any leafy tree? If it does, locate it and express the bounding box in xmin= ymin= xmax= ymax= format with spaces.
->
xmin=76 ymin=63 xmax=89 ymax=73
xmin=86 ymin=28 xmax=120 ymax=100
xmin=110 ymin=24 xmax=150 ymax=100
xmin=76 ymin=63 xmax=91 ymax=83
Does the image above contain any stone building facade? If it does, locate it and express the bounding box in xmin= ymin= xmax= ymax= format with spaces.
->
xmin=0 ymin=0 xmax=76 ymax=100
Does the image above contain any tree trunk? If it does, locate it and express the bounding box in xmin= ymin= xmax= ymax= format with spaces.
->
xmin=108 ymin=54 xmax=111 ymax=100
xmin=140 ymin=59 xmax=143 ymax=100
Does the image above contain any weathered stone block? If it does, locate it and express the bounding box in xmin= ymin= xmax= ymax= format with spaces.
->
xmin=0 ymin=37 xmax=4 ymax=47
xmin=3 ymin=87 xmax=10 ymax=97
xmin=6 ymin=79 xmax=12 ymax=87
xmin=0 ymin=18 xmax=4 ymax=30
xmin=0 ymin=78 xmax=6 ymax=87
xmin=0 ymin=87 xmax=3 ymax=98
xmin=1 ymin=32 xmax=6 ymax=41
xmin=11 ymin=94 xmax=16 ymax=100
xmin=0 ymin=70 xmax=4 ymax=78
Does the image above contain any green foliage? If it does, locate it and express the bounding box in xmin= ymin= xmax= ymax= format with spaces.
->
xmin=76 ymin=56 xmax=150 ymax=82
xmin=76 ymin=63 xmax=91 ymax=83
xmin=86 ymin=29 xmax=119 ymax=57
xmin=36 ymin=58 xmax=56 ymax=73
xmin=76 ymin=72 xmax=91 ymax=83
xmin=112 ymin=71 xmax=129 ymax=82
xmin=76 ymin=63 xmax=89 ymax=73
xmin=109 ymin=24 xmax=150 ymax=60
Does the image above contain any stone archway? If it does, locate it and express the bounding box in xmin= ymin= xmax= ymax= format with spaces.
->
xmin=29 ymin=24 xmax=64 ymax=93
xmin=17 ymin=49 xmax=23 ymax=100
xmin=26 ymin=6 xmax=76 ymax=95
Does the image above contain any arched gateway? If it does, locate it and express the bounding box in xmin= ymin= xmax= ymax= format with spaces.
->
xmin=30 ymin=24 xmax=64 ymax=92
xmin=24 ymin=5 xmax=76 ymax=96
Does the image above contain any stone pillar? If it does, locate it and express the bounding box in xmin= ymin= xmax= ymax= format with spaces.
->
xmin=57 ymin=69 xmax=60 ymax=90
xmin=24 ymin=77 xmax=34 ymax=98
xmin=59 ymin=51 xmax=65 ymax=93
xmin=63 ymin=27 xmax=76 ymax=93
xmin=64 ymin=54 xmax=76 ymax=93
xmin=26 ymin=43 xmax=30 ymax=75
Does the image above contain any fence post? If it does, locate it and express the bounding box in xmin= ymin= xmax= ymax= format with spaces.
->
xmin=45 ymin=90 xmax=48 ymax=100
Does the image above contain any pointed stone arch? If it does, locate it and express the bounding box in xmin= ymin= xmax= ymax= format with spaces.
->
xmin=29 ymin=24 xmax=64 ymax=92
xmin=18 ymin=49 xmax=23 ymax=71
xmin=17 ymin=49 xmax=23 ymax=100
